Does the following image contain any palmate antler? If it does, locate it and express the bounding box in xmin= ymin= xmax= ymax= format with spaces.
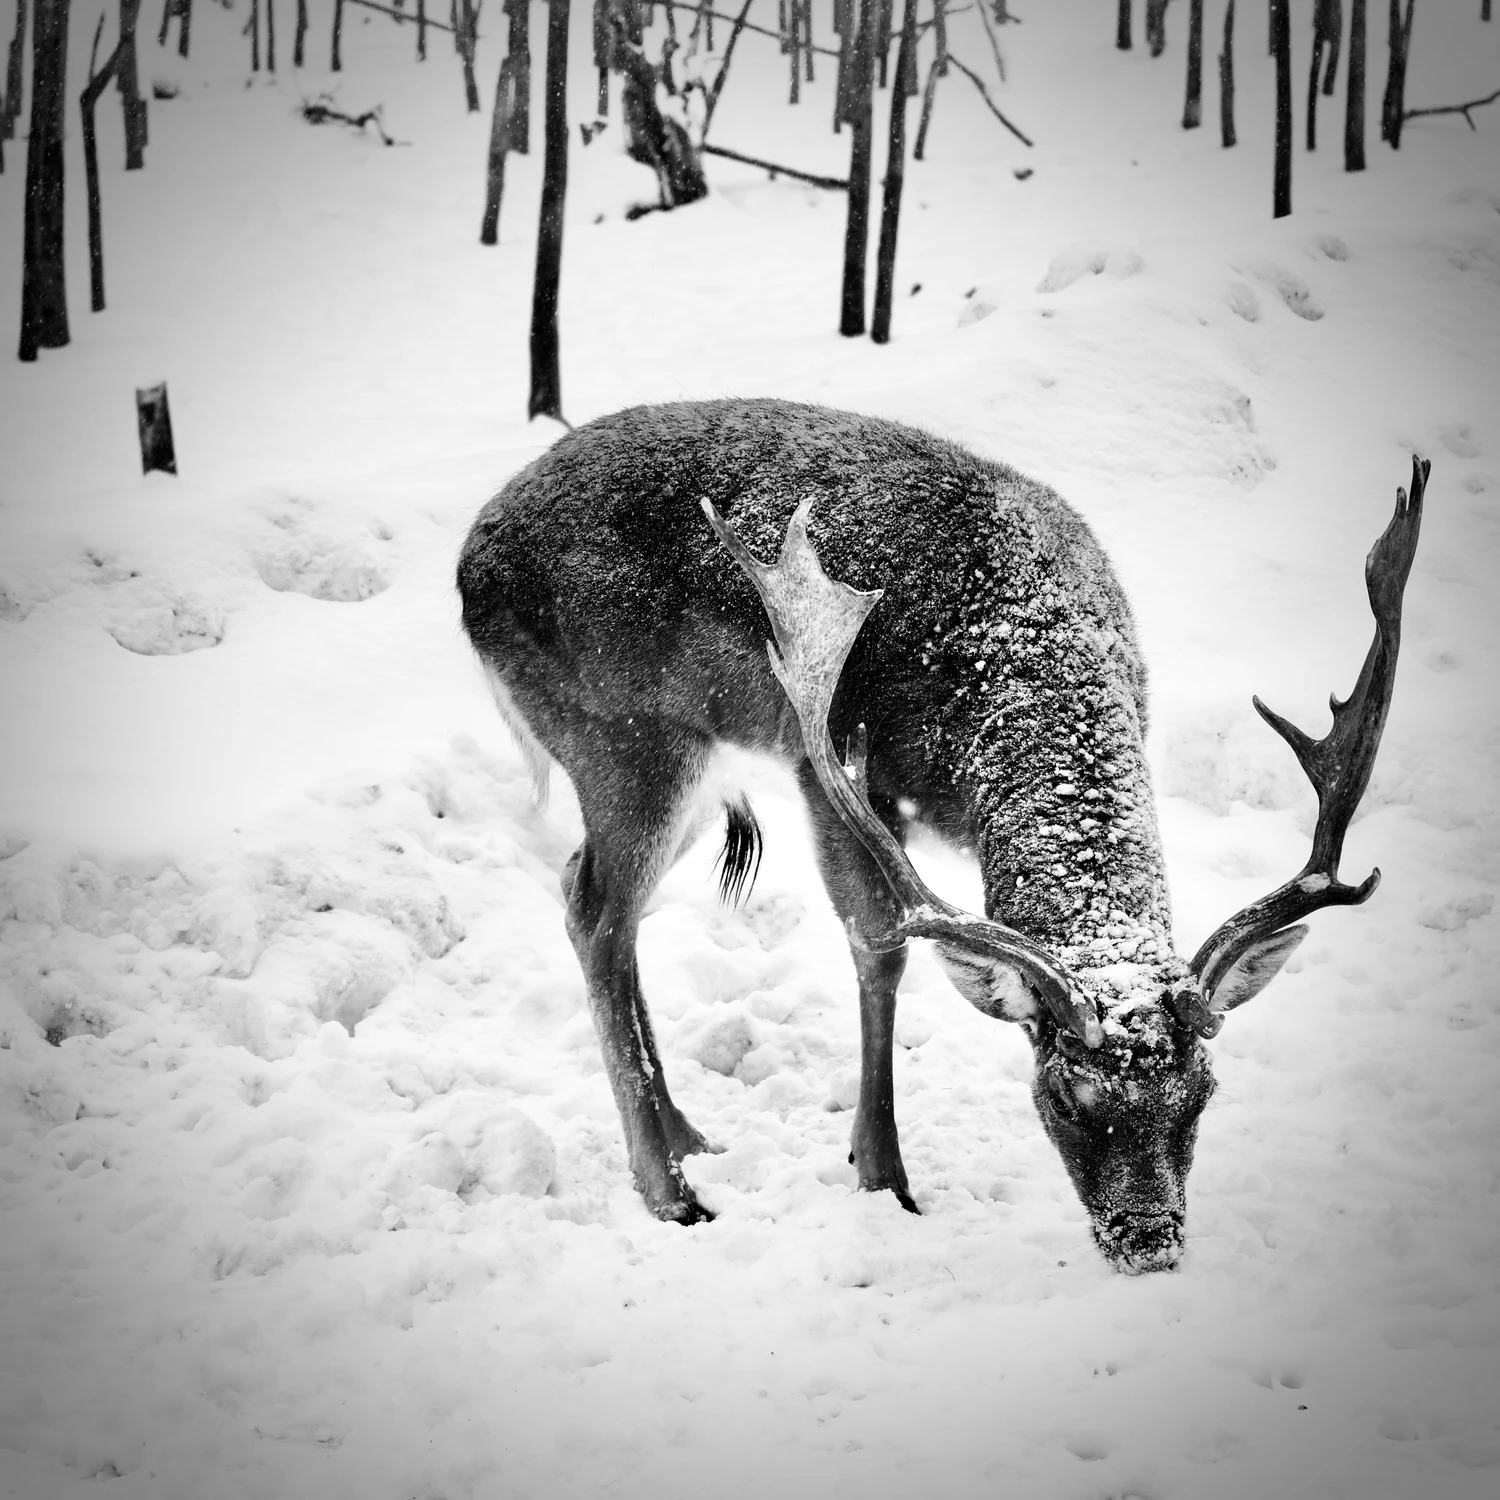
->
xmin=703 ymin=496 xmax=1103 ymax=1048
xmin=1176 ymin=457 xmax=1429 ymax=1035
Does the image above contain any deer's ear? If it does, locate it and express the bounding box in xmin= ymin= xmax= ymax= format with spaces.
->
xmin=1207 ymin=925 xmax=1308 ymax=1014
xmin=934 ymin=943 xmax=1037 ymax=1025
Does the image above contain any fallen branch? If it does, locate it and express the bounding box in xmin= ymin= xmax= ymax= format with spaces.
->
xmin=301 ymin=99 xmax=404 ymax=145
xmin=946 ymin=53 xmax=1032 ymax=145
xmin=1403 ymin=85 xmax=1500 ymax=130
xmin=702 ymin=141 xmax=847 ymax=188
xmin=344 ymin=0 xmax=454 ymax=31
xmin=701 ymin=0 xmax=756 ymax=135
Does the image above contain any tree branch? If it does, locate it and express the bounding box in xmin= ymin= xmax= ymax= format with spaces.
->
xmin=1403 ymin=85 xmax=1500 ymax=129
xmin=344 ymin=0 xmax=455 ymax=32
xmin=702 ymin=141 xmax=847 ymax=188
xmin=945 ymin=52 xmax=1032 ymax=145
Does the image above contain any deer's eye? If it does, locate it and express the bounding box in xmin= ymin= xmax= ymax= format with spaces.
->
xmin=1044 ymin=1072 xmax=1080 ymax=1121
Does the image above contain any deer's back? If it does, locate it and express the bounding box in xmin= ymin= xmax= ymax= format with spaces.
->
xmin=457 ymin=400 xmax=1146 ymax=767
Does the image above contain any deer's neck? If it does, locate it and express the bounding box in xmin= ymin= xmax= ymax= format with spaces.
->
xmin=924 ymin=540 xmax=1175 ymax=977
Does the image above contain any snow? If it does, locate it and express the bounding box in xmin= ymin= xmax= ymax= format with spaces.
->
xmin=2 ymin=2 xmax=1499 ymax=1496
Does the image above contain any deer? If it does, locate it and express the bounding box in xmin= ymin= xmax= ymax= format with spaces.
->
xmin=456 ymin=399 xmax=1426 ymax=1274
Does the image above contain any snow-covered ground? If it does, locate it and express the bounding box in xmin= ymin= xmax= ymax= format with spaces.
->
xmin=2 ymin=2 xmax=1498 ymax=1496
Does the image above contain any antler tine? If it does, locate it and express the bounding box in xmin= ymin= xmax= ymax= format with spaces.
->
xmin=704 ymin=497 xmax=1102 ymax=1047
xmin=1190 ymin=457 xmax=1428 ymax=1001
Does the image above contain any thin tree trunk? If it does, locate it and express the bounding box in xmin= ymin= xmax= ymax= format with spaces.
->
xmin=81 ymin=14 xmax=119 ymax=312
xmin=117 ymin=0 xmax=146 ymax=166
xmin=914 ymin=0 xmax=946 ymax=160
xmin=1345 ymin=0 xmax=1365 ymax=167
xmin=176 ymin=0 xmax=189 ymax=56
xmin=1320 ymin=0 xmax=1341 ymax=91
xmin=505 ymin=0 xmax=529 ymax=150
xmin=19 ymin=0 xmax=70 ymax=360
xmin=1219 ymin=0 xmax=1235 ymax=144
xmin=1117 ymin=0 xmax=1131 ymax=49
xmin=838 ymin=0 xmax=876 ymax=337
xmin=1307 ymin=0 xmax=1340 ymax=147
xmin=295 ymin=0 xmax=306 ymax=64
xmin=1183 ymin=0 xmax=1202 ymax=126
xmin=480 ymin=56 xmax=510 ymax=243
xmin=1381 ymin=0 xmax=1413 ymax=146
xmin=1271 ymin=0 xmax=1291 ymax=216
xmin=832 ymin=0 xmax=850 ymax=132
xmin=331 ymin=0 xmax=342 ymax=70
xmin=3 ymin=0 xmax=25 ymax=144
xmin=1483 ymin=1 xmax=1491 ymax=22
xmin=1146 ymin=0 xmax=1169 ymax=55
xmin=871 ymin=0 xmax=916 ymax=344
xmin=415 ymin=0 xmax=425 ymax=58
xmin=529 ymin=0 xmax=569 ymax=422
xmin=266 ymin=0 xmax=275 ymax=71
xmin=458 ymin=0 xmax=479 ymax=110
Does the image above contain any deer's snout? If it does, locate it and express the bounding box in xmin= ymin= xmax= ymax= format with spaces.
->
xmin=1093 ymin=1211 xmax=1184 ymax=1275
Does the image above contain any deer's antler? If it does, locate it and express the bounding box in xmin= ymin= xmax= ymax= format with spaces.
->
xmin=1180 ymin=457 xmax=1428 ymax=1025
xmin=704 ymin=496 xmax=1102 ymax=1048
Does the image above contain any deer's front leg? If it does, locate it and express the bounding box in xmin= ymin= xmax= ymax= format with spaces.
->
xmin=797 ymin=762 xmax=919 ymax=1214
xmin=849 ymin=942 xmax=917 ymax=1213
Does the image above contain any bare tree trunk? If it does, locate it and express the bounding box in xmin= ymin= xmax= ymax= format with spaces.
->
xmin=331 ymin=0 xmax=342 ymax=70
xmin=529 ymin=0 xmax=569 ymax=422
xmin=871 ymin=0 xmax=916 ymax=344
xmin=19 ymin=0 xmax=70 ymax=361
xmin=3 ymin=0 xmax=25 ymax=144
xmin=832 ymin=0 xmax=850 ymax=132
xmin=1117 ymin=0 xmax=1132 ymax=49
xmin=914 ymin=0 xmax=945 ymax=159
xmin=1307 ymin=0 xmax=1340 ymax=147
xmin=1182 ymin=0 xmax=1202 ymax=125
xmin=175 ymin=0 xmax=190 ymax=55
xmin=1345 ymin=0 xmax=1365 ymax=167
xmin=1219 ymin=0 xmax=1235 ymax=145
xmin=1270 ymin=0 xmax=1291 ymax=216
xmin=266 ymin=0 xmax=275 ymax=71
xmin=81 ymin=14 xmax=119 ymax=312
xmin=505 ymin=0 xmax=529 ymax=151
xmin=249 ymin=0 xmax=260 ymax=71
xmin=117 ymin=0 xmax=146 ymax=166
xmin=838 ymin=0 xmax=876 ymax=337
xmin=1145 ymin=0 xmax=1169 ymax=55
xmin=458 ymin=0 xmax=479 ymax=111
xmin=1380 ymin=0 xmax=1413 ymax=147
xmin=295 ymin=0 xmax=306 ymax=64
xmin=1320 ymin=0 xmax=1341 ymax=91
xmin=1483 ymin=1 xmax=1491 ymax=22
xmin=592 ymin=0 xmax=610 ymax=114
xmin=480 ymin=56 xmax=511 ymax=243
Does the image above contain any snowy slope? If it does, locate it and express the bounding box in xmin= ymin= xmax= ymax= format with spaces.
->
xmin=1 ymin=2 xmax=1498 ymax=1497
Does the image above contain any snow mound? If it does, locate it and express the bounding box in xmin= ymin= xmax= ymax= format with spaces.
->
xmin=1036 ymin=240 xmax=1143 ymax=293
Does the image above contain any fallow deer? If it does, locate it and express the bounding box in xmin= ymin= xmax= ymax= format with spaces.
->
xmin=456 ymin=399 xmax=1425 ymax=1273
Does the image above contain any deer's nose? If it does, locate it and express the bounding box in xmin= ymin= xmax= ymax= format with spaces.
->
xmin=1095 ymin=1211 xmax=1184 ymax=1275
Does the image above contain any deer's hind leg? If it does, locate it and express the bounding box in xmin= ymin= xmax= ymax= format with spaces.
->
xmin=559 ymin=721 xmax=718 ymax=1224
xmin=796 ymin=763 xmax=918 ymax=1215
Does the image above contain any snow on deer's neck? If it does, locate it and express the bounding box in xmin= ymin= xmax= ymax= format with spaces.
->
xmin=928 ymin=483 xmax=1184 ymax=1040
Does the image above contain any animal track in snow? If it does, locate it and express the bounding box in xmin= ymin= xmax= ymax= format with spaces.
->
xmin=1439 ymin=423 xmax=1480 ymax=458
xmin=107 ymin=586 xmax=225 ymax=655
xmin=1223 ymin=281 xmax=1261 ymax=322
xmin=254 ymin=496 xmax=392 ymax=603
xmin=1247 ymin=262 xmax=1324 ymax=320
xmin=1035 ymin=240 xmax=1143 ymax=294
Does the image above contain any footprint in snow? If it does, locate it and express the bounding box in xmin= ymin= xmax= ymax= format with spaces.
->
xmin=107 ymin=585 xmax=225 ymax=654
xmin=1248 ymin=261 xmax=1324 ymax=320
xmin=1035 ymin=240 xmax=1143 ymax=294
xmin=255 ymin=496 xmax=392 ymax=602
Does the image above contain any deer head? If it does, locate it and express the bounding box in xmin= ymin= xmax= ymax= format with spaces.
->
xmin=705 ymin=456 xmax=1426 ymax=1273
